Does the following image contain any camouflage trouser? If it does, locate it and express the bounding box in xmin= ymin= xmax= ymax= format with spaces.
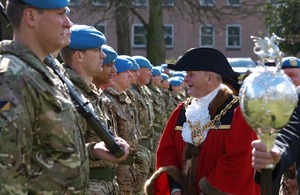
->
xmin=88 ymin=178 xmax=121 ymax=195
xmin=150 ymin=149 xmax=156 ymax=175
xmin=134 ymin=144 xmax=152 ymax=195
xmin=116 ymin=164 xmax=137 ymax=195
xmin=152 ymin=131 xmax=162 ymax=151
xmin=152 ymin=130 xmax=163 ymax=172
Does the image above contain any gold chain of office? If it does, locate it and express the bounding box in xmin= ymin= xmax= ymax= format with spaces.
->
xmin=187 ymin=96 xmax=239 ymax=146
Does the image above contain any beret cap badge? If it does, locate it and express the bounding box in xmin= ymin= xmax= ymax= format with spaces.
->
xmin=289 ymin=59 xmax=297 ymax=67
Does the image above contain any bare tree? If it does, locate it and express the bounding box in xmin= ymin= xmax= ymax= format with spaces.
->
xmin=114 ymin=0 xmax=131 ymax=55
xmin=172 ymin=0 xmax=265 ymax=29
xmin=68 ymin=0 xmax=266 ymax=65
xmin=145 ymin=0 xmax=165 ymax=65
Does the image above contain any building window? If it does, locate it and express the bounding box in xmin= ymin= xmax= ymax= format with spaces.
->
xmin=132 ymin=0 xmax=147 ymax=7
xmin=132 ymin=24 xmax=147 ymax=48
xmin=92 ymin=0 xmax=108 ymax=6
xmin=132 ymin=24 xmax=174 ymax=48
xmin=163 ymin=0 xmax=174 ymax=7
xmin=199 ymin=0 xmax=214 ymax=7
xmin=69 ymin=0 xmax=80 ymax=6
xmin=164 ymin=24 xmax=174 ymax=48
xmin=227 ymin=25 xmax=241 ymax=48
xmin=94 ymin=23 xmax=106 ymax=35
xmin=200 ymin=25 xmax=214 ymax=47
xmin=227 ymin=0 xmax=241 ymax=6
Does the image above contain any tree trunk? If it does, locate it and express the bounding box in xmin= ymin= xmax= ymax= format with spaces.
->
xmin=147 ymin=0 xmax=166 ymax=66
xmin=115 ymin=1 xmax=131 ymax=55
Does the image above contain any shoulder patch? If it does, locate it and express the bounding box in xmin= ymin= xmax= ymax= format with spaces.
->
xmin=0 ymin=101 xmax=11 ymax=111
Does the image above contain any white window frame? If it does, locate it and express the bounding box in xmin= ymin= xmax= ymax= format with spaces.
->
xmin=164 ymin=24 xmax=174 ymax=48
xmin=227 ymin=0 xmax=242 ymax=7
xmin=132 ymin=0 xmax=147 ymax=7
xmin=200 ymin=24 xmax=214 ymax=47
xmin=94 ymin=23 xmax=106 ymax=36
xmin=163 ymin=0 xmax=175 ymax=7
xmin=92 ymin=0 xmax=108 ymax=6
xmin=199 ymin=0 xmax=214 ymax=7
xmin=226 ymin=24 xmax=241 ymax=48
xmin=132 ymin=24 xmax=147 ymax=48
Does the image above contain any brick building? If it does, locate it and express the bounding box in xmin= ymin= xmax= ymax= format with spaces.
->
xmin=68 ymin=0 xmax=275 ymax=63
xmin=59 ymin=1 xmax=276 ymax=62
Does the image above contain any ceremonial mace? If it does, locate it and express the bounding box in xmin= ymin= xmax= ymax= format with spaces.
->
xmin=239 ymin=34 xmax=298 ymax=195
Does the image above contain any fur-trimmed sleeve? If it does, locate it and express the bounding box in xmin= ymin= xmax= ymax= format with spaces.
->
xmin=144 ymin=166 xmax=183 ymax=195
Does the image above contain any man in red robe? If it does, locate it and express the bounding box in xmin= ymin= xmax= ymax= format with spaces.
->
xmin=144 ymin=48 xmax=260 ymax=195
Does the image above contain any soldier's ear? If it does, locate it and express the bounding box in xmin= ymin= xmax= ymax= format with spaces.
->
xmin=23 ymin=8 xmax=38 ymax=27
xmin=74 ymin=50 xmax=85 ymax=62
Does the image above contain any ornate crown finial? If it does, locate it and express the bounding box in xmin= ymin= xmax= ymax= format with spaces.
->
xmin=250 ymin=33 xmax=285 ymax=67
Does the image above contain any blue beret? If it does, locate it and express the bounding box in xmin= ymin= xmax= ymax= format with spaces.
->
xmin=114 ymin=56 xmax=133 ymax=73
xmin=69 ymin=25 xmax=106 ymax=50
xmin=282 ymin=57 xmax=300 ymax=69
xmin=119 ymin=55 xmax=140 ymax=70
xmin=102 ymin=45 xmax=118 ymax=65
xmin=160 ymin=63 xmax=168 ymax=70
xmin=168 ymin=48 xmax=238 ymax=78
xmin=132 ymin=56 xmax=152 ymax=70
xmin=173 ymin=72 xmax=186 ymax=78
xmin=168 ymin=77 xmax=182 ymax=86
xmin=175 ymin=76 xmax=184 ymax=81
xmin=152 ymin=67 xmax=161 ymax=76
xmin=161 ymin=73 xmax=169 ymax=81
xmin=10 ymin=0 xmax=70 ymax=9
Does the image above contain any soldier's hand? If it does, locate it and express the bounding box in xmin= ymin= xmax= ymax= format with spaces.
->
xmin=92 ymin=138 xmax=130 ymax=163
xmin=251 ymin=139 xmax=281 ymax=172
xmin=172 ymin=191 xmax=182 ymax=195
xmin=115 ymin=136 xmax=130 ymax=161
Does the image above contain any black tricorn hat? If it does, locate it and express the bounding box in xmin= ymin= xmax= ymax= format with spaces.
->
xmin=168 ymin=47 xmax=238 ymax=78
xmin=223 ymin=76 xmax=241 ymax=92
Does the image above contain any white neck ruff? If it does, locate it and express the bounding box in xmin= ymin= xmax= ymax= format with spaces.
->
xmin=182 ymin=85 xmax=221 ymax=145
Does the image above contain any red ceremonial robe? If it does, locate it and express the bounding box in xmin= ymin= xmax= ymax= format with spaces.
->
xmin=145 ymin=89 xmax=260 ymax=195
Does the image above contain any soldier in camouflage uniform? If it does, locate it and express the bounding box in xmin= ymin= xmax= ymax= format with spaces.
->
xmin=168 ymin=76 xmax=184 ymax=106
xmin=146 ymin=67 xmax=167 ymax=152
xmin=60 ymin=25 xmax=129 ymax=195
xmin=0 ymin=1 xmax=129 ymax=194
xmin=123 ymin=55 xmax=141 ymax=136
xmin=123 ymin=55 xmax=155 ymax=195
xmin=160 ymin=63 xmax=171 ymax=76
xmin=161 ymin=73 xmax=177 ymax=118
xmin=173 ymin=71 xmax=188 ymax=100
xmin=130 ymin=56 xmax=155 ymax=194
xmin=103 ymin=56 xmax=142 ymax=195
xmin=92 ymin=44 xmax=119 ymax=137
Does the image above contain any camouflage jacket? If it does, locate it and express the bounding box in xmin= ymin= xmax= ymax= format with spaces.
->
xmin=103 ymin=87 xmax=140 ymax=155
xmin=64 ymin=67 xmax=116 ymax=168
xmin=162 ymin=88 xmax=177 ymax=118
xmin=147 ymin=84 xmax=167 ymax=133
xmin=0 ymin=40 xmax=89 ymax=194
xmin=125 ymin=88 xmax=140 ymax=132
xmin=130 ymin=84 xmax=154 ymax=139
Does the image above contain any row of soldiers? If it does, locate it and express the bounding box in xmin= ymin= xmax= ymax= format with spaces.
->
xmin=58 ymin=25 xmax=189 ymax=194
xmin=0 ymin=0 xmax=193 ymax=193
